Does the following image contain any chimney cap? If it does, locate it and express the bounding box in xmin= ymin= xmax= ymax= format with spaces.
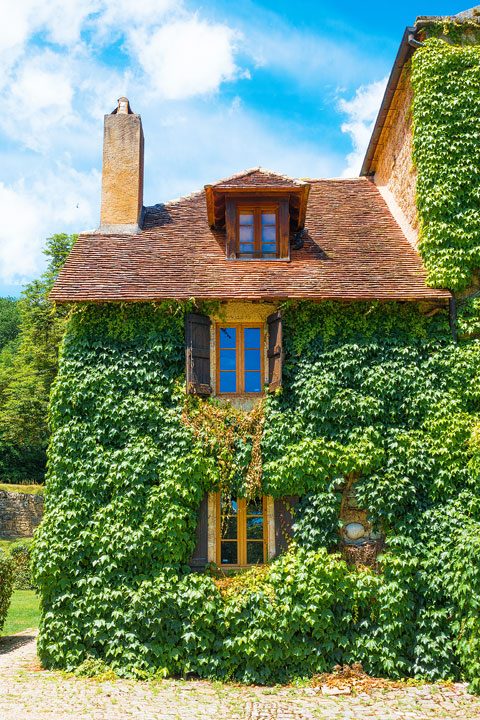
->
xmin=112 ymin=97 xmax=133 ymax=115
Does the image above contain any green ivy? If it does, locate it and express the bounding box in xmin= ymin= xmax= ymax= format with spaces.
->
xmin=412 ymin=37 xmax=480 ymax=291
xmin=32 ymin=299 xmax=480 ymax=689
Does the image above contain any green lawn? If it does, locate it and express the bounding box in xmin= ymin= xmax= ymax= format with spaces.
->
xmin=2 ymin=590 xmax=40 ymax=636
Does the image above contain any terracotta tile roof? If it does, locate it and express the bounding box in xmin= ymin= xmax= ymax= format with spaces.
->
xmin=210 ymin=167 xmax=307 ymax=188
xmin=51 ymin=174 xmax=450 ymax=303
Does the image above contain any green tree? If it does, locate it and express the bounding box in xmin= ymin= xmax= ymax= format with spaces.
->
xmin=0 ymin=233 xmax=76 ymax=482
xmin=0 ymin=298 xmax=20 ymax=352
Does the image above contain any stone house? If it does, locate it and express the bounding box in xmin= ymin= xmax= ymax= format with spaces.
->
xmin=49 ymin=8 xmax=479 ymax=571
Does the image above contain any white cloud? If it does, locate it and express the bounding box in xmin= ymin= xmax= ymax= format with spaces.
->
xmin=0 ymin=167 xmax=99 ymax=284
xmin=98 ymin=0 xmax=177 ymax=29
xmin=129 ymin=17 xmax=243 ymax=100
xmin=338 ymin=77 xmax=387 ymax=177
xmin=0 ymin=50 xmax=75 ymax=151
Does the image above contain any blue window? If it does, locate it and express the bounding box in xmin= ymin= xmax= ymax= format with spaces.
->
xmin=219 ymin=327 xmax=237 ymax=393
xmin=237 ymin=208 xmax=277 ymax=258
xmin=218 ymin=324 xmax=263 ymax=394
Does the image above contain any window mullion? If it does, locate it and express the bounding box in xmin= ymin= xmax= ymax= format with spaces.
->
xmin=254 ymin=209 xmax=261 ymax=256
xmin=239 ymin=324 xmax=244 ymax=394
xmin=238 ymin=498 xmax=245 ymax=566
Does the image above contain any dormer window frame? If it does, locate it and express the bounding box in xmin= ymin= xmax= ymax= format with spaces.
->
xmin=225 ymin=195 xmax=290 ymax=262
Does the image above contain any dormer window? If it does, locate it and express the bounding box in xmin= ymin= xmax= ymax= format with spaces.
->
xmin=204 ymin=174 xmax=311 ymax=262
xmin=238 ymin=207 xmax=277 ymax=258
xmin=225 ymin=197 xmax=290 ymax=261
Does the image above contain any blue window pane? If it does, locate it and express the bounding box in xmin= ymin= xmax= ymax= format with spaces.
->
xmin=239 ymin=243 xmax=254 ymax=254
xmin=220 ymin=373 xmax=236 ymax=393
xmin=244 ymin=327 xmax=260 ymax=348
xmin=240 ymin=226 xmax=254 ymax=242
xmin=220 ymin=349 xmax=236 ymax=371
xmin=262 ymin=244 xmax=276 ymax=255
xmin=245 ymin=349 xmax=261 ymax=371
xmin=262 ymin=225 xmax=276 ymax=242
xmin=239 ymin=213 xmax=254 ymax=225
xmin=220 ymin=327 xmax=236 ymax=348
xmin=261 ymin=213 xmax=276 ymax=225
xmin=245 ymin=372 xmax=261 ymax=393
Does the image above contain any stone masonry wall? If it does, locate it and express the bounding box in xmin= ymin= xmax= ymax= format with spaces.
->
xmin=372 ymin=65 xmax=418 ymax=235
xmin=0 ymin=490 xmax=44 ymax=539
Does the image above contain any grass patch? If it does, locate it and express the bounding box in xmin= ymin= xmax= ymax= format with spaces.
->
xmin=2 ymin=590 xmax=40 ymax=635
xmin=0 ymin=539 xmax=17 ymax=552
xmin=0 ymin=537 xmax=33 ymax=552
xmin=0 ymin=483 xmax=44 ymax=495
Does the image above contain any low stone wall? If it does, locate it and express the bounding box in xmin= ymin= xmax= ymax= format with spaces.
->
xmin=0 ymin=490 xmax=44 ymax=539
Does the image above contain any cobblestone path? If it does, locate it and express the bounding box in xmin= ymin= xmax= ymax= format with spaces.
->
xmin=2 ymin=631 xmax=480 ymax=720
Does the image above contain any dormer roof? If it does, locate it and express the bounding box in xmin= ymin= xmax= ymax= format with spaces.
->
xmin=204 ymin=168 xmax=310 ymax=231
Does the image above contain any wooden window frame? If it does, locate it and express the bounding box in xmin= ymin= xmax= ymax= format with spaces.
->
xmin=216 ymin=493 xmax=267 ymax=567
xmin=225 ymin=196 xmax=290 ymax=261
xmin=237 ymin=204 xmax=279 ymax=258
xmin=216 ymin=322 xmax=264 ymax=396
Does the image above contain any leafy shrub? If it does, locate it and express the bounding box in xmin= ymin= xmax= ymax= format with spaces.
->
xmin=10 ymin=540 xmax=34 ymax=590
xmin=0 ymin=548 xmax=14 ymax=633
xmin=33 ymin=300 xmax=480 ymax=688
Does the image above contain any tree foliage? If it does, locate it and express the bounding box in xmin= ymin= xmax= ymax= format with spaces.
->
xmin=0 ymin=234 xmax=76 ymax=483
xmin=0 ymin=298 xmax=20 ymax=352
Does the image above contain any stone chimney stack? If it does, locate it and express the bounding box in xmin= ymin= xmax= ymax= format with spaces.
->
xmin=99 ymin=97 xmax=144 ymax=233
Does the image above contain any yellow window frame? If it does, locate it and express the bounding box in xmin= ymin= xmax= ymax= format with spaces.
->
xmin=216 ymin=493 xmax=267 ymax=567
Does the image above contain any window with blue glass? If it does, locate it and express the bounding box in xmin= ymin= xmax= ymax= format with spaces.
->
xmin=218 ymin=324 xmax=263 ymax=394
xmin=237 ymin=207 xmax=278 ymax=258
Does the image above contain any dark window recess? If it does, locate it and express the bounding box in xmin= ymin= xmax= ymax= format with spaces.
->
xmin=267 ymin=310 xmax=283 ymax=391
xmin=274 ymin=496 xmax=299 ymax=556
xmin=190 ymin=494 xmax=209 ymax=569
xmin=186 ymin=312 xmax=212 ymax=396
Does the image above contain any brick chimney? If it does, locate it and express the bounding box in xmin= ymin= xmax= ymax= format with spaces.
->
xmin=99 ymin=97 xmax=144 ymax=233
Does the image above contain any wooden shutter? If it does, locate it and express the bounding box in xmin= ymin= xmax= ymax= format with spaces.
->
xmin=225 ymin=198 xmax=237 ymax=259
xmin=278 ymin=199 xmax=290 ymax=259
xmin=267 ymin=310 xmax=283 ymax=391
xmin=274 ymin=496 xmax=299 ymax=556
xmin=185 ymin=313 xmax=212 ymax=396
xmin=190 ymin=495 xmax=209 ymax=569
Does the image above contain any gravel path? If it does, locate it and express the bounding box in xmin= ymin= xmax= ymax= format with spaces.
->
xmin=2 ymin=631 xmax=480 ymax=719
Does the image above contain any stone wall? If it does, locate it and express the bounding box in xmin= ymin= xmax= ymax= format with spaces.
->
xmin=372 ymin=64 xmax=418 ymax=237
xmin=0 ymin=490 xmax=44 ymax=539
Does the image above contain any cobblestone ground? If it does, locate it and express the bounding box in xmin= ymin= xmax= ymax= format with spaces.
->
xmin=2 ymin=631 xmax=480 ymax=720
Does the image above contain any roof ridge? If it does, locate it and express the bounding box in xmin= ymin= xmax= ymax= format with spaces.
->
xmin=209 ymin=167 xmax=307 ymax=187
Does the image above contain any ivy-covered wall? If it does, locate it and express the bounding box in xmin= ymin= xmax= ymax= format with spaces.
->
xmin=33 ymin=300 xmax=480 ymax=688
xmin=412 ymin=35 xmax=480 ymax=292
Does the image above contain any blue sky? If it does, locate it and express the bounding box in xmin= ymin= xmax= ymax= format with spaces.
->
xmin=0 ymin=0 xmax=464 ymax=296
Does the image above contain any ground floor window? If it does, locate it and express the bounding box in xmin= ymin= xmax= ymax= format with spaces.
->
xmin=216 ymin=493 xmax=267 ymax=566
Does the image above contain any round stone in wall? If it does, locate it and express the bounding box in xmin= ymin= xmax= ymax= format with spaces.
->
xmin=344 ymin=522 xmax=365 ymax=540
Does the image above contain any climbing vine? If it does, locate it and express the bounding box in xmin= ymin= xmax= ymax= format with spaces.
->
xmin=183 ymin=395 xmax=265 ymax=498
xmin=412 ymin=37 xmax=480 ymax=291
xmin=32 ymin=299 xmax=480 ymax=690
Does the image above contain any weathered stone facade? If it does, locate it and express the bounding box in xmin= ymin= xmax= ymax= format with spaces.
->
xmin=372 ymin=65 xmax=418 ymax=239
xmin=0 ymin=490 xmax=43 ymax=539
